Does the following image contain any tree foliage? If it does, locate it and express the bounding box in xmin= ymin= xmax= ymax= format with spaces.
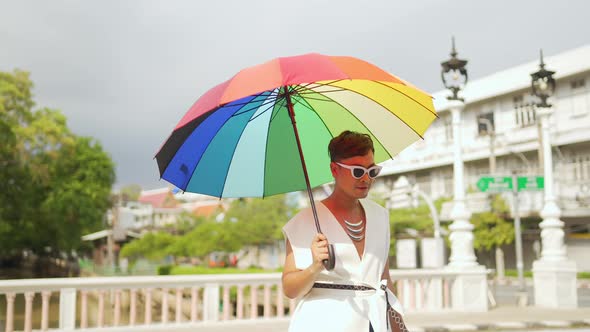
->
xmin=119 ymin=232 xmax=176 ymax=261
xmin=471 ymin=195 xmax=514 ymax=251
xmin=224 ymin=195 xmax=293 ymax=246
xmin=118 ymin=195 xmax=294 ymax=265
xmin=0 ymin=69 xmax=115 ymax=257
xmin=387 ymin=198 xmax=448 ymax=257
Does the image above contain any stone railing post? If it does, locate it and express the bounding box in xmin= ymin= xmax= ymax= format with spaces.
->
xmin=203 ymin=283 xmax=220 ymax=322
xmin=59 ymin=288 xmax=77 ymax=330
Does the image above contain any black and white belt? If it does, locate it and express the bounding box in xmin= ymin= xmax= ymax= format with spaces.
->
xmin=312 ymin=282 xmax=375 ymax=291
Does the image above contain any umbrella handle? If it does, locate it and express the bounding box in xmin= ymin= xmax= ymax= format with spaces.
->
xmin=323 ymin=244 xmax=335 ymax=270
xmin=284 ymin=86 xmax=336 ymax=271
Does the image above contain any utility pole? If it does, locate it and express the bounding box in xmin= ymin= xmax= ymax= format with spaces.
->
xmin=478 ymin=117 xmax=496 ymax=174
xmin=478 ymin=117 xmax=506 ymax=280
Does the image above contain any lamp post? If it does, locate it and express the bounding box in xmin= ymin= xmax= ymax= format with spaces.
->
xmin=531 ymin=50 xmax=578 ymax=308
xmin=441 ymin=37 xmax=477 ymax=268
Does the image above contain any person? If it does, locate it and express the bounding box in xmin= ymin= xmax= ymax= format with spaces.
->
xmin=282 ymin=130 xmax=407 ymax=332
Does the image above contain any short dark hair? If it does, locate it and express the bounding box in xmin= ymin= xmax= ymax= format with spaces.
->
xmin=328 ymin=130 xmax=374 ymax=162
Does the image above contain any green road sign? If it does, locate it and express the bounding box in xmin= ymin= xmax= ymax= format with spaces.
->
xmin=477 ymin=176 xmax=544 ymax=192
xmin=476 ymin=176 xmax=513 ymax=192
xmin=517 ymin=176 xmax=544 ymax=191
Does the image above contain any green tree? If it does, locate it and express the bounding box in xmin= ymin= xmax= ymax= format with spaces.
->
xmin=0 ymin=69 xmax=115 ymax=259
xmin=119 ymin=232 xmax=177 ymax=262
xmin=170 ymin=219 xmax=242 ymax=260
xmin=471 ymin=195 xmax=514 ymax=251
xmin=224 ymin=195 xmax=292 ymax=247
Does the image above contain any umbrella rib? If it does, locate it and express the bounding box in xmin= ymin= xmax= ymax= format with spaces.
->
xmin=269 ymin=97 xmax=287 ymax=124
xmin=292 ymin=90 xmax=335 ymax=137
xmin=217 ymin=89 xmax=280 ymax=110
xmin=299 ymin=80 xmax=437 ymax=118
xmin=290 ymin=93 xmax=321 ymax=114
xmin=291 ymin=80 xmax=345 ymax=93
xmin=261 ymin=88 xmax=286 ymax=198
xmin=314 ymin=81 xmax=434 ymax=139
xmin=232 ymin=94 xmax=279 ymax=118
xmin=249 ymin=96 xmax=282 ymax=123
xmin=294 ymin=85 xmax=395 ymax=160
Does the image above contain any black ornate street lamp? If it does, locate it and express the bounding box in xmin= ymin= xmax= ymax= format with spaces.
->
xmin=529 ymin=48 xmax=577 ymax=309
xmin=530 ymin=49 xmax=556 ymax=108
xmin=440 ymin=37 xmax=479 ymax=270
xmin=441 ymin=37 xmax=468 ymax=101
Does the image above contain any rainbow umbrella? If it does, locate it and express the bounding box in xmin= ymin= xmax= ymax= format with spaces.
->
xmin=155 ymin=53 xmax=436 ymax=267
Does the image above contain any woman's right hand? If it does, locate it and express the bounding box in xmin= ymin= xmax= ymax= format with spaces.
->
xmin=310 ymin=233 xmax=329 ymax=273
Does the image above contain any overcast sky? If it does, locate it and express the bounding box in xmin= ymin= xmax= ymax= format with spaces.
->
xmin=1 ymin=0 xmax=588 ymax=190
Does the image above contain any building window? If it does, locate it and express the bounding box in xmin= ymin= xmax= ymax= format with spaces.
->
xmin=571 ymin=78 xmax=586 ymax=90
xmin=572 ymin=155 xmax=590 ymax=181
xmin=569 ymin=78 xmax=588 ymax=117
xmin=514 ymin=97 xmax=536 ymax=128
xmin=477 ymin=112 xmax=494 ymax=135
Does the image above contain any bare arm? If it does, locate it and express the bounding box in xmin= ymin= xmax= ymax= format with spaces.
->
xmin=281 ymin=234 xmax=329 ymax=299
xmin=381 ymin=256 xmax=395 ymax=292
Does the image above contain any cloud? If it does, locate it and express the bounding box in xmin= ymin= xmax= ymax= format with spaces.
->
xmin=1 ymin=0 xmax=588 ymax=189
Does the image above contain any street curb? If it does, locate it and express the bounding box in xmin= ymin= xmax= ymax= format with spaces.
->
xmin=417 ymin=319 xmax=590 ymax=332
xmin=493 ymin=277 xmax=590 ymax=289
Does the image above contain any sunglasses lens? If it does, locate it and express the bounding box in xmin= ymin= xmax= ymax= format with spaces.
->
xmin=352 ymin=167 xmax=365 ymax=178
xmin=369 ymin=167 xmax=380 ymax=178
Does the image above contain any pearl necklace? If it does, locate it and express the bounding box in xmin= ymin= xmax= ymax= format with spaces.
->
xmin=344 ymin=219 xmax=365 ymax=242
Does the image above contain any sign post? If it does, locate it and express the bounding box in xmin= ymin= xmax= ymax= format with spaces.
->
xmin=511 ymin=174 xmax=525 ymax=292
xmin=477 ymin=174 xmax=544 ymax=304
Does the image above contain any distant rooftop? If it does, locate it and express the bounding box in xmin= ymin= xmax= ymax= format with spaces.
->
xmin=138 ymin=188 xmax=178 ymax=208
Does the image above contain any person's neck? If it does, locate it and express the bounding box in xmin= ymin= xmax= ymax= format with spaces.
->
xmin=324 ymin=189 xmax=360 ymax=213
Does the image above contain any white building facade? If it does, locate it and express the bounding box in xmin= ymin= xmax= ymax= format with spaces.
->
xmin=377 ymin=44 xmax=590 ymax=272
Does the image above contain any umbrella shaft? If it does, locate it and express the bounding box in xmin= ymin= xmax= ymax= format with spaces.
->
xmin=284 ymin=87 xmax=323 ymax=234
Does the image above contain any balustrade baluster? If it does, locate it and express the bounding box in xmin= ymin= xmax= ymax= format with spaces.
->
xmin=417 ymin=279 xmax=425 ymax=309
xmin=397 ymin=280 xmax=404 ymax=307
xmin=144 ymin=288 xmax=152 ymax=324
xmin=410 ymin=279 xmax=418 ymax=310
xmin=250 ymin=285 xmax=258 ymax=319
xmin=175 ymin=288 xmax=183 ymax=323
xmin=80 ymin=290 xmax=88 ymax=328
xmin=190 ymin=287 xmax=199 ymax=322
xmin=114 ymin=289 xmax=122 ymax=326
xmin=41 ymin=291 xmax=51 ymax=331
xmin=276 ymin=285 xmax=284 ymax=318
xmin=130 ymin=289 xmax=137 ymax=325
xmin=97 ymin=290 xmax=105 ymax=327
xmin=24 ymin=292 xmax=34 ymax=332
xmin=443 ymin=278 xmax=451 ymax=308
xmin=162 ymin=288 xmax=169 ymax=323
xmin=223 ymin=285 xmax=231 ymax=320
xmin=5 ymin=292 xmax=15 ymax=332
xmin=236 ymin=285 xmax=244 ymax=319
xmin=263 ymin=284 xmax=271 ymax=318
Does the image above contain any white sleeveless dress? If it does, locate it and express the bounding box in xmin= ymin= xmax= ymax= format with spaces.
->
xmin=282 ymin=199 xmax=404 ymax=332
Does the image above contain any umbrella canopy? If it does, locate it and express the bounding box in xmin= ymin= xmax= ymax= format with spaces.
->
xmin=156 ymin=53 xmax=437 ymax=199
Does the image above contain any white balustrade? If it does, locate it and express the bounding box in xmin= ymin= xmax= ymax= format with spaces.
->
xmin=0 ymin=270 xmax=484 ymax=331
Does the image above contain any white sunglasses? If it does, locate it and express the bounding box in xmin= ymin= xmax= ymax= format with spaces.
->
xmin=335 ymin=162 xmax=382 ymax=179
